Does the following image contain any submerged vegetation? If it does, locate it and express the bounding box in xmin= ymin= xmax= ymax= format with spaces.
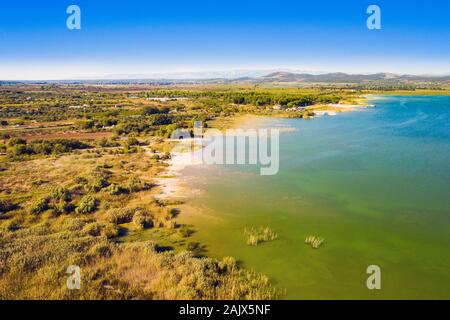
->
xmin=244 ymin=227 xmax=278 ymax=246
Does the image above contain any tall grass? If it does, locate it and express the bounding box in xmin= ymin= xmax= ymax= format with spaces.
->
xmin=244 ymin=227 xmax=278 ymax=246
xmin=305 ymin=235 xmax=324 ymax=249
xmin=0 ymin=223 xmax=277 ymax=300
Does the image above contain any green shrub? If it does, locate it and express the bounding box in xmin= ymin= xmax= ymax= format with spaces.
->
xmin=160 ymin=152 xmax=171 ymax=160
xmin=148 ymin=114 xmax=172 ymax=126
xmin=7 ymin=139 xmax=90 ymax=157
xmin=102 ymin=223 xmax=120 ymax=238
xmin=82 ymin=222 xmax=119 ymax=239
xmin=81 ymin=222 xmax=102 ymax=236
xmin=75 ymin=196 xmax=98 ymax=214
xmin=185 ymin=241 xmax=203 ymax=256
xmin=127 ymin=176 xmax=151 ymax=193
xmin=3 ymin=219 xmax=21 ymax=231
xmin=104 ymin=183 xmax=127 ymax=196
xmin=0 ymin=200 xmax=17 ymax=214
xmin=62 ymin=218 xmax=91 ymax=232
xmin=142 ymin=106 xmax=162 ymax=115
xmin=50 ymin=186 xmax=71 ymax=202
xmin=30 ymin=197 xmax=50 ymax=215
xmin=126 ymin=136 xmax=139 ymax=146
xmin=8 ymin=144 xmax=33 ymax=156
xmin=98 ymin=138 xmax=119 ymax=148
xmin=132 ymin=209 xmax=154 ymax=230
xmin=106 ymin=207 xmax=136 ymax=225
xmin=83 ymin=167 xmax=111 ymax=192
xmin=85 ymin=177 xmax=109 ymax=193
xmin=87 ymin=241 xmax=114 ymax=258
xmin=177 ymin=228 xmax=193 ymax=238
xmin=6 ymin=138 xmax=26 ymax=147
xmin=53 ymin=200 xmax=75 ymax=215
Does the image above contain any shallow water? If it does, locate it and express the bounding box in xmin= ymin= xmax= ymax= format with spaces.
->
xmin=179 ymin=96 xmax=450 ymax=299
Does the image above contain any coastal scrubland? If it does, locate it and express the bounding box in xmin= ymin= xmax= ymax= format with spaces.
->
xmin=1 ymin=83 xmax=448 ymax=299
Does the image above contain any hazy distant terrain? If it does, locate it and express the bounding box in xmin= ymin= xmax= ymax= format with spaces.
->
xmin=1 ymin=72 xmax=450 ymax=86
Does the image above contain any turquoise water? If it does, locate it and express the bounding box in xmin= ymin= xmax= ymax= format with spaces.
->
xmin=179 ymin=96 xmax=450 ymax=299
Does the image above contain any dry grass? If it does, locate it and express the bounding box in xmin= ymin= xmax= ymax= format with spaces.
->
xmin=305 ymin=235 xmax=325 ymax=249
xmin=244 ymin=227 xmax=278 ymax=246
xmin=0 ymin=222 xmax=277 ymax=300
xmin=0 ymin=138 xmax=277 ymax=300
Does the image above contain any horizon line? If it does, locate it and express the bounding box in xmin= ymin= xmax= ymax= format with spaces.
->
xmin=2 ymin=69 xmax=450 ymax=82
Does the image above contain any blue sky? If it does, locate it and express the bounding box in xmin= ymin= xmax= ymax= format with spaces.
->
xmin=0 ymin=0 xmax=449 ymax=79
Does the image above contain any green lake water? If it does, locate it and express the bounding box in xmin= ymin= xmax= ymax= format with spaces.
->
xmin=178 ymin=96 xmax=450 ymax=299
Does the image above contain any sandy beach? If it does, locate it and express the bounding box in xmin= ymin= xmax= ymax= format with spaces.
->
xmin=152 ymin=114 xmax=270 ymax=199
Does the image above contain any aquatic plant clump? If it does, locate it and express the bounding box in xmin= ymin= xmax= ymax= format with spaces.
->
xmin=305 ymin=235 xmax=324 ymax=249
xmin=245 ymin=227 xmax=278 ymax=246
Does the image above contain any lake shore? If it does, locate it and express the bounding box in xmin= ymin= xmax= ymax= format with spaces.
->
xmin=172 ymin=95 xmax=450 ymax=299
xmin=154 ymin=95 xmax=372 ymax=199
xmin=154 ymin=114 xmax=271 ymax=199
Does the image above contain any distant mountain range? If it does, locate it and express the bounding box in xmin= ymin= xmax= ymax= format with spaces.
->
xmin=247 ymin=72 xmax=450 ymax=84
xmin=1 ymin=71 xmax=450 ymax=85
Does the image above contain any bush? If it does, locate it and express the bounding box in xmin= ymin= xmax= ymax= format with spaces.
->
xmin=30 ymin=197 xmax=50 ymax=215
xmin=98 ymin=138 xmax=119 ymax=148
xmin=50 ymin=187 xmax=71 ymax=202
xmin=62 ymin=218 xmax=91 ymax=232
xmin=53 ymin=200 xmax=75 ymax=215
xmin=106 ymin=207 xmax=136 ymax=225
xmin=102 ymin=223 xmax=120 ymax=238
xmin=142 ymin=106 xmax=161 ymax=115
xmin=84 ymin=168 xmax=110 ymax=192
xmin=218 ymin=256 xmax=237 ymax=273
xmin=87 ymin=241 xmax=114 ymax=258
xmin=3 ymin=219 xmax=21 ymax=231
xmin=6 ymin=138 xmax=26 ymax=147
xmin=160 ymin=152 xmax=171 ymax=160
xmin=82 ymin=222 xmax=102 ymax=236
xmin=8 ymin=144 xmax=33 ymax=156
xmin=177 ymin=228 xmax=193 ymax=238
xmin=104 ymin=183 xmax=127 ymax=196
xmin=84 ymin=178 xmax=109 ymax=193
xmin=185 ymin=241 xmax=203 ymax=256
xmin=0 ymin=200 xmax=16 ymax=214
xmin=82 ymin=222 xmax=119 ymax=239
xmin=126 ymin=136 xmax=139 ymax=146
xmin=7 ymin=139 xmax=90 ymax=157
xmin=132 ymin=209 xmax=154 ymax=230
xmin=75 ymin=196 xmax=98 ymax=214
xmin=127 ymin=176 xmax=151 ymax=193
xmin=148 ymin=114 xmax=172 ymax=126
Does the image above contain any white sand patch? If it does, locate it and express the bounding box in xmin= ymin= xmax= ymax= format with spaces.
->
xmin=327 ymin=103 xmax=367 ymax=109
xmin=151 ymin=143 xmax=203 ymax=199
xmin=314 ymin=110 xmax=337 ymax=116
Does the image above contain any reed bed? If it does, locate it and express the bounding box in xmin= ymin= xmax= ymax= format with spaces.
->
xmin=245 ymin=227 xmax=278 ymax=246
xmin=305 ymin=235 xmax=324 ymax=249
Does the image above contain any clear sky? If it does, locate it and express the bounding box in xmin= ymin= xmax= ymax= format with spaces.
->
xmin=0 ymin=0 xmax=449 ymax=79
